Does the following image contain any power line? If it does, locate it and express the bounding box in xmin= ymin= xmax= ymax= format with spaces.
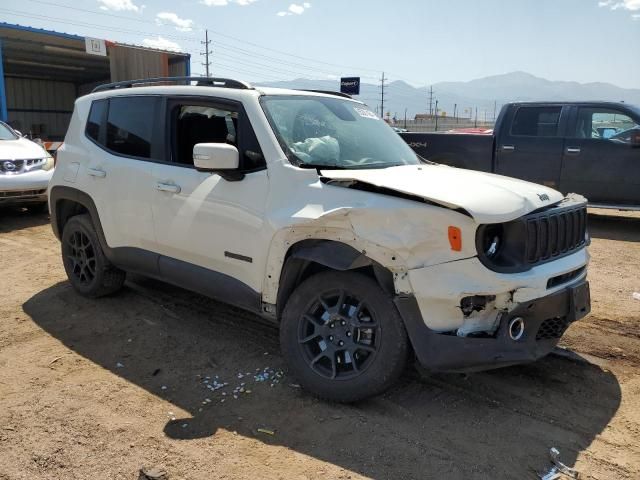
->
xmin=18 ymin=0 xmax=429 ymax=85
xmin=17 ymin=1 xmax=383 ymax=75
xmin=2 ymin=7 xmax=377 ymax=82
xmin=5 ymin=4 xmax=435 ymax=87
xmin=200 ymin=29 xmax=212 ymax=78
xmin=212 ymin=62 xmax=288 ymax=82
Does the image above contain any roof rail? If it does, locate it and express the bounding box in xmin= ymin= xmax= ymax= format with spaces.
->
xmin=299 ymin=89 xmax=353 ymax=99
xmin=92 ymin=76 xmax=253 ymax=93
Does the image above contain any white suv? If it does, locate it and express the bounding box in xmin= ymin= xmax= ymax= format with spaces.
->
xmin=0 ymin=121 xmax=54 ymax=210
xmin=49 ymin=77 xmax=591 ymax=402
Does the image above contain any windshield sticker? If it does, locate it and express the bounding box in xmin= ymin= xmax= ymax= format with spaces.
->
xmin=353 ymin=107 xmax=379 ymax=120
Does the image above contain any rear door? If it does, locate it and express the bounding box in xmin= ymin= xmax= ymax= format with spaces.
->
xmin=560 ymin=106 xmax=640 ymax=205
xmin=82 ymin=95 xmax=160 ymax=255
xmin=495 ymin=105 xmax=567 ymax=188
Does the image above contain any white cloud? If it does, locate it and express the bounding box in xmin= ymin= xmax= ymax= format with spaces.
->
xmin=156 ymin=12 xmax=194 ymax=32
xmin=98 ymin=0 xmax=144 ymax=12
xmin=277 ymin=2 xmax=311 ymax=16
xmin=598 ymin=0 xmax=640 ymax=17
xmin=201 ymin=0 xmax=258 ymax=6
xmin=142 ymin=36 xmax=182 ymax=52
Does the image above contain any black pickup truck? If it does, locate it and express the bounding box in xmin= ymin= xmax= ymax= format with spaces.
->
xmin=401 ymin=102 xmax=640 ymax=209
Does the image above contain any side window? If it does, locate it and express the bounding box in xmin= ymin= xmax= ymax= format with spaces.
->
xmin=172 ymin=103 xmax=265 ymax=171
xmin=174 ymin=105 xmax=237 ymax=166
xmin=575 ymin=107 xmax=640 ymax=142
xmin=511 ymin=107 xmax=562 ymax=137
xmin=106 ymin=97 xmax=158 ymax=159
xmin=86 ymin=99 xmax=107 ymax=143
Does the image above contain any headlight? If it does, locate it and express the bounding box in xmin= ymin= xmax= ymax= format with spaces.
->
xmin=475 ymin=222 xmax=527 ymax=273
xmin=480 ymin=224 xmax=503 ymax=259
xmin=25 ymin=157 xmax=54 ymax=172
xmin=42 ymin=156 xmax=55 ymax=171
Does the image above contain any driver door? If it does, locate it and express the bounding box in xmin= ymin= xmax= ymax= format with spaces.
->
xmin=560 ymin=106 xmax=640 ymax=205
xmin=150 ymin=97 xmax=269 ymax=300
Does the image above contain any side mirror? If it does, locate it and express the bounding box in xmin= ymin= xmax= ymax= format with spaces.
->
xmin=193 ymin=143 xmax=244 ymax=181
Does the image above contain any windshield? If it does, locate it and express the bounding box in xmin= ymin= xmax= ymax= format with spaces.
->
xmin=261 ymin=96 xmax=421 ymax=169
xmin=0 ymin=122 xmax=18 ymax=140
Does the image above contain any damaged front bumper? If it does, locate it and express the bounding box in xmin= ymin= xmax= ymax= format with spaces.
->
xmin=396 ymin=280 xmax=590 ymax=372
xmin=395 ymin=248 xmax=590 ymax=372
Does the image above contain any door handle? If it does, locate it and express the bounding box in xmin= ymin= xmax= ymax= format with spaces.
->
xmin=156 ymin=182 xmax=181 ymax=194
xmin=566 ymin=147 xmax=581 ymax=154
xmin=501 ymin=145 xmax=515 ymax=152
xmin=87 ymin=168 xmax=106 ymax=178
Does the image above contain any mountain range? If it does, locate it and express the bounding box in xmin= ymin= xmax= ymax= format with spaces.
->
xmin=257 ymin=71 xmax=640 ymax=120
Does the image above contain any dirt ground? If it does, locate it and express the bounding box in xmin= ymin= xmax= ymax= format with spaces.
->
xmin=0 ymin=207 xmax=639 ymax=480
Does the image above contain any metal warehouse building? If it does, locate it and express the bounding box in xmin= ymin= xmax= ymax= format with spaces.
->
xmin=0 ymin=22 xmax=190 ymax=142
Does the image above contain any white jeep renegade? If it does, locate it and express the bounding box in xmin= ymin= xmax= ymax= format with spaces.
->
xmin=49 ymin=77 xmax=591 ymax=402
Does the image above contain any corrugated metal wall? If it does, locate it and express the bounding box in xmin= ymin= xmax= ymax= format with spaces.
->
xmin=110 ymin=45 xmax=188 ymax=81
xmin=6 ymin=77 xmax=75 ymax=140
xmin=110 ymin=45 xmax=168 ymax=81
xmin=169 ymin=59 xmax=186 ymax=77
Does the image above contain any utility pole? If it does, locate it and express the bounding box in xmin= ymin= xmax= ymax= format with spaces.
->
xmin=474 ymin=107 xmax=478 ymax=128
xmin=434 ymin=100 xmax=439 ymax=131
xmin=493 ymin=100 xmax=497 ymax=122
xmin=404 ymin=108 xmax=408 ymax=129
xmin=454 ymin=103 xmax=457 ymax=123
xmin=201 ymin=29 xmax=212 ymax=77
xmin=427 ymin=86 xmax=434 ymax=117
xmin=380 ymin=72 xmax=387 ymax=121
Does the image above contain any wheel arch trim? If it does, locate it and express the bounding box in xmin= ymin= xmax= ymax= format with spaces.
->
xmin=50 ymin=185 xmax=109 ymax=251
xmin=275 ymin=239 xmax=395 ymax=318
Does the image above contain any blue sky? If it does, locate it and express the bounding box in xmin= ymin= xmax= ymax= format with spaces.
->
xmin=1 ymin=0 xmax=639 ymax=88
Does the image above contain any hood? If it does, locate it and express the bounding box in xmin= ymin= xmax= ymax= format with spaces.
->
xmin=0 ymin=137 xmax=49 ymax=160
xmin=320 ymin=164 xmax=565 ymax=224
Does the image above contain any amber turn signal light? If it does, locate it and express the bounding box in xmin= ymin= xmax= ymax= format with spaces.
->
xmin=448 ymin=226 xmax=462 ymax=251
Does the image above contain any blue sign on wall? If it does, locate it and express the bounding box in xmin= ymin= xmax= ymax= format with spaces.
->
xmin=340 ymin=77 xmax=360 ymax=95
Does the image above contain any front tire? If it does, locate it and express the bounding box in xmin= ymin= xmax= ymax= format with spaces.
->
xmin=61 ymin=214 xmax=126 ymax=298
xmin=280 ymin=271 xmax=409 ymax=402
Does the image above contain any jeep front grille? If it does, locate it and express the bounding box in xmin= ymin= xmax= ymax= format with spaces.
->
xmin=526 ymin=207 xmax=587 ymax=265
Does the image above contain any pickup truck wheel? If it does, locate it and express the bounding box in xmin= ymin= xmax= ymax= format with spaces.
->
xmin=61 ymin=214 xmax=126 ymax=298
xmin=280 ymin=271 xmax=408 ymax=402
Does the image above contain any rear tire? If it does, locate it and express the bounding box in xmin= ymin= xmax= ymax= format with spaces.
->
xmin=61 ymin=214 xmax=126 ymax=298
xmin=280 ymin=271 xmax=409 ymax=402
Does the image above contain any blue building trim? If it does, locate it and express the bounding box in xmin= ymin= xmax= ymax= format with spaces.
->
xmin=0 ymin=22 xmax=84 ymax=41
xmin=0 ymin=39 xmax=8 ymax=122
xmin=185 ymin=55 xmax=191 ymax=77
